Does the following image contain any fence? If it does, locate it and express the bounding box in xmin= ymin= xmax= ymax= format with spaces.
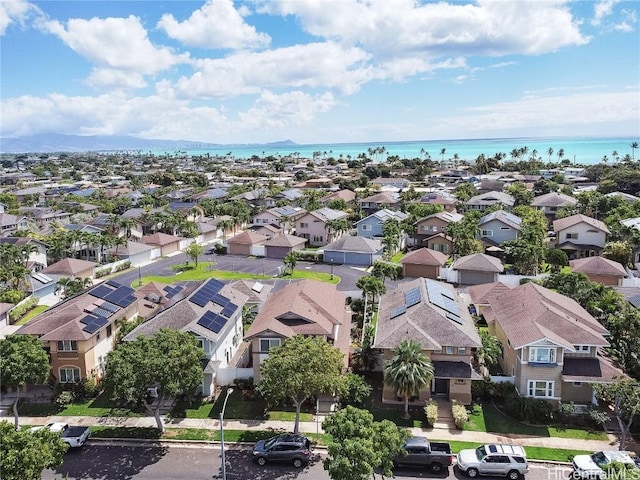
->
xmin=216 ymin=367 xmax=254 ymax=386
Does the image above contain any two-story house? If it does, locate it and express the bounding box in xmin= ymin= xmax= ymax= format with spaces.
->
xmin=16 ymin=280 xmax=140 ymax=382
xmin=19 ymin=207 xmax=72 ymax=229
xmin=531 ymin=192 xmax=578 ymax=221
xmin=413 ymin=211 xmax=463 ymax=247
xmin=374 ymin=278 xmax=482 ymax=404
xmin=320 ymin=189 xmax=357 ymax=207
xmin=295 ymin=207 xmax=350 ymax=247
xmin=0 ymin=212 xmax=33 ymax=237
xmin=124 ymin=279 xmax=247 ymax=396
xmin=244 ymin=280 xmax=351 ymax=380
xmin=251 ymin=206 xmax=306 ymax=234
xmin=477 ymin=210 xmax=522 ymax=247
xmin=359 ymin=191 xmax=401 ymax=214
xmin=418 ymin=191 xmax=457 ymax=212
xmin=481 ymin=282 xmax=622 ymax=406
xmin=356 ymin=209 xmax=409 ymax=242
xmin=0 ymin=237 xmax=48 ymax=269
xmin=553 ymin=214 xmax=610 ymax=259
xmin=466 ymin=191 xmax=515 ymax=213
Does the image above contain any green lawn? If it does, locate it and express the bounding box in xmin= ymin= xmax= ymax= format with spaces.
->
xmin=465 ymin=403 xmax=607 ymax=440
xmin=15 ymin=305 xmax=49 ymax=325
xmin=19 ymin=391 xmax=145 ymax=418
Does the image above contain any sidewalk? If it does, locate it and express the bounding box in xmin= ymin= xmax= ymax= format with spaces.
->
xmin=17 ymin=414 xmax=628 ymax=454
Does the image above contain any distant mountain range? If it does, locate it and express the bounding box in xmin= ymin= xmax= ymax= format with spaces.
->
xmin=0 ymin=134 xmax=297 ymax=154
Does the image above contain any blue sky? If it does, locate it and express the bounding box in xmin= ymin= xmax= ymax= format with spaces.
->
xmin=1 ymin=0 xmax=638 ymax=144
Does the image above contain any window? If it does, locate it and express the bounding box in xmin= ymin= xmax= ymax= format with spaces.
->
xmin=259 ymin=338 xmax=281 ymax=352
xmin=300 ymin=222 xmax=308 ymax=228
xmin=361 ymin=224 xmax=372 ymax=231
xmin=106 ymin=325 xmax=112 ymax=337
xmin=573 ymin=345 xmax=590 ymax=352
xmin=313 ymin=235 xmax=323 ymax=242
xmin=566 ymin=232 xmax=578 ymax=240
xmin=57 ymin=340 xmax=77 ymax=352
xmin=455 ymin=379 xmax=466 ymax=384
xmin=527 ymin=380 xmax=554 ymax=398
xmin=481 ymin=229 xmax=493 ymax=237
xmin=458 ymin=347 xmax=467 ymax=355
xmin=528 ymin=347 xmax=556 ymax=363
xmin=59 ymin=367 xmax=81 ymax=383
xmin=96 ymin=332 xmax=101 ymax=341
xmin=433 ymin=348 xmax=442 ymax=354
xmin=445 ymin=346 xmax=454 ymax=354
xmin=500 ymin=227 xmax=511 ymax=230
xmin=421 ymin=225 xmax=430 ymax=232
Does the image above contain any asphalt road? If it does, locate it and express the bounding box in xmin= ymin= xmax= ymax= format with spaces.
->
xmin=113 ymin=250 xmax=375 ymax=297
xmin=43 ymin=443 xmax=574 ymax=480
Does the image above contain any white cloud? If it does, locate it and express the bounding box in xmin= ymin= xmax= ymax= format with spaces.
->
xmin=592 ymin=0 xmax=620 ymax=26
xmin=42 ymin=15 xmax=189 ymax=76
xmin=85 ymin=68 xmax=148 ymax=90
xmin=157 ymin=0 xmax=270 ymax=50
xmin=0 ymin=0 xmax=41 ymax=35
xmin=259 ymin=0 xmax=589 ymax=57
xmin=175 ymin=42 xmax=373 ymax=98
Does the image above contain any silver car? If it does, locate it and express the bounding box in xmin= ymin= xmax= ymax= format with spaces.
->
xmin=457 ymin=444 xmax=529 ymax=480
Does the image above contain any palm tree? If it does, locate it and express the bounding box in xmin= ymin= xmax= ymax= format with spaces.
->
xmin=440 ymin=148 xmax=446 ymax=162
xmin=547 ymin=148 xmax=554 ymax=162
xmin=631 ymin=142 xmax=638 ymax=162
xmin=384 ymin=339 xmax=434 ymax=418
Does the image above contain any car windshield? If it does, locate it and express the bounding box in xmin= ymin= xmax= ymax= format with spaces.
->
xmin=591 ymin=452 xmax=607 ymax=467
xmin=263 ymin=436 xmax=280 ymax=449
xmin=476 ymin=447 xmax=487 ymax=461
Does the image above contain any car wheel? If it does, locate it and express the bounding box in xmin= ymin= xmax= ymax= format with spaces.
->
xmin=431 ymin=462 xmax=443 ymax=473
xmin=256 ymin=457 xmax=267 ymax=466
xmin=508 ymin=470 xmax=521 ymax=480
xmin=292 ymin=458 xmax=303 ymax=468
xmin=467 ymin=468 xmax=479 ymax=478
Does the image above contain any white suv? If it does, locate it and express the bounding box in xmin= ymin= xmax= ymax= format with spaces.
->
xmin=457 ymin=444 xmax=529 ymax=480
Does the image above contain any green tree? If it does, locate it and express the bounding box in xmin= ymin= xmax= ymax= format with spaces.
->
xmin=384 ymin=339 xmax=434 ymax=418
xmin=283 ymin=251 xmax=297 ymax=275
xmin=0 ymin=421 xmax=68 ymax=480
xmin=356 ymin=275 xmax=386 ymax=305
xmin=476 ymin=330 xmax=503 ymax=370
xmin=103 ymin=329 xmax=204 ymax=432
xmin=0 ymin=335 xmax=50 ymax=429
xmin=257 ymin=336 xmax=345 ymax=434
xmin=602 ymin=241 xmax=632 ymax=267
xmin=546 ymin=248 xmax=569 ymax=273
xmin=322 ymin=406 xmax=409 ymax=480
xmin=184 ymin=242 xmax=204 ymax=267
xmin=506 ymin=182 xmax=533 ymax=206
xmin=592 ymin=378 xmax=640 ymax=450
xmin=453 ymin=182 xmax=477 ymax=204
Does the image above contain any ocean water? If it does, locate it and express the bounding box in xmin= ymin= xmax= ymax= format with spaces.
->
xmin=179 ymin=136 xmax=638 ymax=165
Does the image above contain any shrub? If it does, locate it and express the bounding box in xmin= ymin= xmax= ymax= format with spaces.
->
xmin=94 ymin=268 xmax=112 ymax=278
xmin=504 ymin=396 xmax=552 ymax=424
xmin=451 ymin=400 xmax=469 ymax=429
xmin=295 ymin=250 xmax=321 ymax=262
xmin=339 ymin=373 xmax=372 ymax=408
xmin=424 ymin=400 xmax=438 ymax=427
xmin=114 ymin=261 xmax=131 ymax=272
xmin=56 ymin=390 xmax=75 ymax=407
xmin=8 ymin=296 xmax=38 ymax=322
xmin=471 ymin=378 xmax=517 ymax=400
xmin=1 ymin=289 xmax=26 ymax=305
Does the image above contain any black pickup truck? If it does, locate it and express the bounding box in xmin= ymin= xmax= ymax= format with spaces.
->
xmin=393 ymin=436 xmax=454 ymax=473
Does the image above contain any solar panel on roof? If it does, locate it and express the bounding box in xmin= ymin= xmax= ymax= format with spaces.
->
xmin=390 ymin=305 xmax=406 ymax=319
xmin=83 ymin=322 xmax=101 ymax=334
xmin=405 ymin=287 xmax=421 ymax=308
xmin=100 ymin=302 xmax=119 ymax=313
xmin=89 ymin=284 xmax=113 ymax=299
xmin=221 ymin=303 xmax=237 ymax=318
xmin=92 ymin=307 xmax=112 ymax=318
xmin=212 ymin=294 xmax=229 ymax=307
xmin=80 ymin=314 xmax=100 ymax=325
xmin=190 ymin=294 xmax=209 ymax=307
xmin=106 ymin=280 xmax=123 ymax=288
xmin=211 ymin=315 xmax=228 ymax=333
xmin=446 ymin=312 xmax=463 ymax=325
xmin=426 ymin=281 xmax=460 ymax=317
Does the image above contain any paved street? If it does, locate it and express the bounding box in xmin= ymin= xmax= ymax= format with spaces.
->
xmin=44 ymin=443 xmax=572 ymax=480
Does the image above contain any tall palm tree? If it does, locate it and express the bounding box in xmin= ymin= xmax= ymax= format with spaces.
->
xmin=631 ymin=142 xmax=638 ymax=162
xmin=384 ymin=340 xmax=434 ymax=418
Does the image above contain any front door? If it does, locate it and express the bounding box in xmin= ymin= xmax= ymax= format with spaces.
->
xmin=432 ymin=378 xmax=449 ymax=396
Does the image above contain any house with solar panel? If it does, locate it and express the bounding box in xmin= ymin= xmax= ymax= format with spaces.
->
xmin=124 ymin=279 xmax=248 ymax=397
xmin=16 ymin=280 xmax=141 ymax=384
xmin=374 ymin=278 xmax=482 ymax=405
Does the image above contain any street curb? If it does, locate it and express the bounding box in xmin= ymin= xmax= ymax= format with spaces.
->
xmin=87 ymin=438 xmax=570 ymax=465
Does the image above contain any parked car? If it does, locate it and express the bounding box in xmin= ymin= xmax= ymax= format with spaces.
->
xmin=29 ymin=422 xmax=90 ymax=448
xmin=457 ymin=444 xmax=528 ymax=479
xmin=393 ymin=436 xmax=453 ymax=473
xmin=572 ymin=450 xmax=639 ymax=479
xmin=252 ymin=433 xmax=312 ymax=468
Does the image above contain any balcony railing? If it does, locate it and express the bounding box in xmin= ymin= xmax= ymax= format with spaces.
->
xmin=57 ymin=351 xmax=80 ymax=359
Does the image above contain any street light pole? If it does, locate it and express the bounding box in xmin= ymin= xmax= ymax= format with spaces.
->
xmin=220 ymin=388 xmax=234 ymax=480
xmin=330 ymin=259 xmax=334 ymax=280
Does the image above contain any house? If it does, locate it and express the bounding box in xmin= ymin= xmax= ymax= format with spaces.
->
xmin=356 ymin=209 xmax=409 ymax=240
xmin=105 ymin=240 xmax=158 ymax=266
xmin=16 ymin=280 xmax=140 ymax=382
xmin=244 ymin=280 xmax=351 ymax=380
xmin=620 ymin=217 xmax=640 ymax=264
xmin=570 ymin=256 xmax=627 ymax=286
xmin=263 ymin=234 xmax=307 ymax=259
xmin=0 ymin=303 xmax=14 ymax=329
xmin=124 ymin=279 xmax=247 ymax=396
xmin=0 ymin=212 xmax=33 ymax=236
xmin=452 ymin=253 xmax=504 ymax=285
xmin=553 ymin=214 xmax=610 ymax=259
xmin=424 ymin=232 xmax=454 ymax=255
xmin=226 ymin=230 xmax=269 ymax=256
xmin=251 ymin=206 xmax=306 ymax=234
xmin=41 ymin=258 xmax=98 ymax=280
xmin=466 ymin=191 xmax=515 ymax=212
xmin=418 ymin=191 xmax=457 ymax=212
xmin=19 ymin=207 xmax=72 ymax=229
xmin=482 ymin=282 xmax=622 ymax=406
xmin=359 ymin=191 xmax=401 ymax=214
xmin=0 ymin=237 xmax=48 ymax=269
xmin=295 ymin=207 xmax=349 ymax=247
xmin=273 ymin=188 xmax=305 ymax=207
xmin=247 ymin=223 xmax=281 ymax=240
xmin=466 ymin=281 xmax=514 ymax=317
xmin=323 ymin=236 xmax=384 ymax=266
xmin=141 ymin=232 xmax=182 ymax=256
xmin=372 ymin=177 xmax=410 ymax=190
xmin=374 ymin=278 xmax=482 ymax=404
xmin=605 ymin=191 xmax=640 ymax=204
xmin=227 ymin=280 xmax=273 ymax=311
xmin=477 ymin=210 xmax=522 ymax=246
xmin=400 ymin=248 xmax=448 ymax=279
xmin=320 ymin=189 xmax=356 ymax=207
xmin=231 ymin=188 xmax=271 ymax=209
xmin=413 ymin=211 xmax=462 ymax=246
xmin=531 ymin=192 xmax=578 ymax=220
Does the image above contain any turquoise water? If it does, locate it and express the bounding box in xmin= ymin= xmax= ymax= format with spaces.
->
xmin=178 ymin=136 xmax=637 ymax=165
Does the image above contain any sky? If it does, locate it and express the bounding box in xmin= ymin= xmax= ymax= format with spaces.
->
xmin=1 ymin=0 xmax=639 ymax=145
